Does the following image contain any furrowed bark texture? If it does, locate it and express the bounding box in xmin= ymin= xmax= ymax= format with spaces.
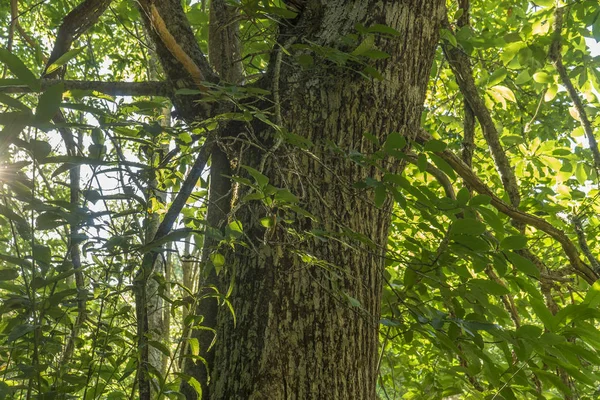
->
xmin=136 ymin=0 xmax=218 ymax=121
xmin=181 ymin=0 xmax=241 ymax=395
xmin=180 ymin=148 xmax=232 ymax=398
xmin=209 ymin=1 xmax=444 ymax=399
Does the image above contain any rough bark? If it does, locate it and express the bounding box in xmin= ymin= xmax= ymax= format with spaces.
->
xmin=181 ymin=148 xmax=232 ymax=398
xmin=136 ymin=0 xmax=218 ymax=122
xmin=208 ymin=2 xmax=444 ymax=398
xmin=182 ymin=1 xmax=241 ymax=395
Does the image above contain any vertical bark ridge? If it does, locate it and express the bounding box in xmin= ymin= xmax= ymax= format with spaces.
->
xmin=211 ymin=2 xmax=445 ymax=398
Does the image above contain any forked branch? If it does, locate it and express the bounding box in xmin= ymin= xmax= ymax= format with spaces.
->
xmin=415 ymin=129 xmax=598 ymax=284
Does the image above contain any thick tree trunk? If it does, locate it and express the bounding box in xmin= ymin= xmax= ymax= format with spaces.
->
xmin=209 ymin=1 xmax=444 ymax=399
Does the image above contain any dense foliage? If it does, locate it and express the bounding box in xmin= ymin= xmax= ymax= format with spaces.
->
xmin=0 ymin=0 xmax=600 ymax=399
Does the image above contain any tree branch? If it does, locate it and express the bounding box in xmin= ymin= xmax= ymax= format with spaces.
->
xmin=136 ymin=0 xmax=218 ymax=121
xmin=135 ymin=138 xmax=213 ymax=399
xmin=455 ymin=0 xmax=476 ymax=169
xmin=405 ymin=152 xmax=455 ymax=199
xmin=415 ymin=129 xmax=599 ymax=284
xmin=571 ymin=215 xmax=600 ymax=272
xmin=9 ymin=0 xmax=48 ymax=63
xmin=208 ymin=0 xmax=243 ymax=83
xmin=0 ymin=79 xmax=171 ymax=97
xmin=442 ymin=18 xmax=521 ymax=207
xmin=549 ymin=3 xmax=600 ymax=169
xmin=137 ymin=0 xmax=218 ymax=87
xmin=43 ymin=0 xmax=114 ymax=78
xmin=181 ymin=1 xmax=240 ymax=396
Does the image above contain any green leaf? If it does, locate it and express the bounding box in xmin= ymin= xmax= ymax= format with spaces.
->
xmin=298 ymin=54 xmax=314 ymax=67
xmin=506 ymin=251 xmax=539 ymax=278
xmin=424 ymin=139 xmax=447 ymax=152
xmin=417 ymin=153 xmax=427 ymax=172
xmin=0 ymin=204 xmax=31 ymax=239
xmin=346 ymin=295 xmax=361 ymax=308
xmin=0 ymin=268 xmax=18 ymax=281
xmin=0 ymin=49 xmax=40 ymax=91
xmin=500 ymin=235 xmax=528 ymax=250
xmin=383 ymin=132 xmax=406 ymax=151
xmin=28 ymin=139 xmax=52 ymax=160
xmin=35 ymin=83 xmax=64 ymax=123
xmin=404 ymin=267 xmax=417 ymax=288
xmin=530 ymin=297 xmax=555 ymax=331
xmin=362 ymin=66 xmax=384 ymax=81
xmin=477 ymin=206 xmax=504 ymax=234
xmin=514 ymin=70 xmax=531 ymax=85
xmin=0 ymin=93 xmax=31 ymax=112
xmin=533 ymin=71 xmax=552 ymax=83
xmin=210 ymin=252 xmax=225 ymax=268
xmin=456 ymin=187 xmax=470 ymax=206
xmin=352 ymin=35 xmax=375 ymax=56
xmin=532 ymin=0 xmax=554 ymax=7
xmin=575 ymin=163 xmax=587 ymax=185
xmin=366 ymin=24 xmax=402 ymax=36
xmin=428 ymin=154 xmax=456 ymax=180
xmin=148 ymin=340 xmax=171 ymax=357
xmin=0 ymin=253 xmax=32 ymax=268
xmin=260 ymin=216 xmax=274 ymax=228
xmin=469 ymin=194 xmax=491 ymax=206
xmin=241 ymin=165 xmax=269 ymax=188
xmin=487 ymin=68 xmax=507 ymax=86
xmin=453 ymin=234 xmax=490 ymax=251
xmin=440 ymin=29 xmax=457 ymax=47
xmin=188 ymin=337 xmax=199 ymax=356
xmin=593 ymin=17 xmax=600 ymax=42
xmin=469 ymin=279 xmax=509 ymax=295
xmin=274 ymin=189 xmax=299 ymax=204
xmin=8 ymin=323 xmax=35 ymax=343
xmin=583 ymin=280 xmax=600 ymax=308
xmin=226 ymin=220 xmax=243 ymax=239
xmin=33 ymin=244 xmax=51 ymax=265
xmin=374 ymin=185 xmax=387 ymax=208
xmin=491 ymin=85 xmax=516 ymax=102
xmin=45 ymin=47 xmax=84 ymax=75
xmin=451 ymin=219 xmax=486 ymax=236
xmin=515 ymin=324 xmax=542 ymax=339
xmin=544 ymin=84 xmax=558 ymax=102
xmin=184 ymin=375 xmax=202 ymax=398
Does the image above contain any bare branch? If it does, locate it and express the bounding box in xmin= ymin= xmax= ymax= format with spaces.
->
xmin=0 ymin=79 xmax=171 ymax=97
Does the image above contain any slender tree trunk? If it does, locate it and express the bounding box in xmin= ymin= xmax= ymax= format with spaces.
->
xmin=209 ymin=2 xmax=444 ymax=398
xmin=181 ymin=1 xmax=241 ymax=396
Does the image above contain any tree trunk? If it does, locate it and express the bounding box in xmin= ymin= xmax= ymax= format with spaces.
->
xmin=209 ymin=1 xmax=444 ymax=398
